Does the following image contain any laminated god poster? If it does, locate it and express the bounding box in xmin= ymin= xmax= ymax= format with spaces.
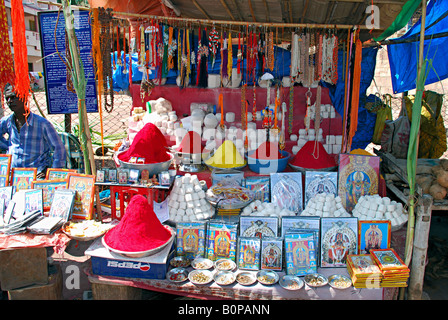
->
xmin=285 ymin=232 xmax=317 ymax=276
xmin=337 ymin=154 xmax=379 ymax=212
xmin=206 ymin=221 xmax=238 ymax=261
xmin=304 ymin=171 xmax=338 ymax=206
xmin=270 ymin=172 xmax=303 ymax=214
xmin=237 ymin=237 xmax=261 ymax=270
xmin=261 ymin=237 xmax=283 ymax=271
xmin=320 ymin=217 xmax=358 ymax=268
xmin=176 ymin=222 xmax=206 ymax=259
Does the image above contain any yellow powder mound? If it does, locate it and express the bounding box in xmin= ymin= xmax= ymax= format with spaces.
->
xmin=350 ymin=148 xmax=374 ymax=156
xmin=205 ymin=140 xmax=246 ymax=168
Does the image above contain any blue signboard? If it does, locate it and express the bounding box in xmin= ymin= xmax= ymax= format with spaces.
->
xmin=38 ymin=10 xmax=98 ymax=114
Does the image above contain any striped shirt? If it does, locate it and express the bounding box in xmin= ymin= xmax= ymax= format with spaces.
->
xmin=0 ymin=113 xmax=66 ymax=172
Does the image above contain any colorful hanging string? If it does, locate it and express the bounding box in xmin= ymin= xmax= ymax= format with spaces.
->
xmin=10 ymin=0 xmax=30 ymax=109
xmin=0 ymin=0 xmax=14 ymax=94
xmin=348 ymin=30 xmax=362 ymax=151
xmin=128 ymin=25 xmax=132 ymax=85
xmin=227 ymin=31 xmax=233 ymax=82
xmin=208 ymin=26 xmax=219 ymax=67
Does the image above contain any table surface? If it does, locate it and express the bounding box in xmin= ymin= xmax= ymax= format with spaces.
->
xmin=86 ymin=267 xmax=397 ymax=300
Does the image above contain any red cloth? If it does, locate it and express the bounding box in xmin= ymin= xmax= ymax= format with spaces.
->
xmin=103 ymin=195 xmax=172 ymax=252
xmin=118 ymin=123 xmax=171 ymax=164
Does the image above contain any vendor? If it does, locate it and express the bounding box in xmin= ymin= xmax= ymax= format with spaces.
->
xmin=0 ymin=84 xmax=67 ymax=179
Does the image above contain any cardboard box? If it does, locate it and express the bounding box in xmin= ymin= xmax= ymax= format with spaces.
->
xmin=86 ymin=237 xmax=174 ymax=280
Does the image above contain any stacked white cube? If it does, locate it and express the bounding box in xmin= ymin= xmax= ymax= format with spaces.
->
xmin=323 ymin=134 xmax=343 ymax=154
xmin=309 ymin=104 xmax=337 ymax=120
xmin=351 ymin=195 xmax=408 ymax=228
xmin=168 ymin=174 xmax=214 ymax=222
xmin=241 ymin=200 xmax=296 ymax=217
xmin=301 ymin=193 xmax=351 ymax=217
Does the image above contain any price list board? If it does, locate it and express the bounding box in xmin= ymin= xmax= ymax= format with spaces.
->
xmin=38 ymin=10 xmax=98 ymax=114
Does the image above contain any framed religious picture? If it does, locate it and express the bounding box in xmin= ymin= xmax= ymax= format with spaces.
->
xmin=3 ymin=200 xmax=15 ymax=224
xmin=0 ymin=186 xmax=14 ymax=210
xmin=46 ymin=168 xmax=77 ymax=181
xmin=49 ymin=189 xmax=76 ymax=222
xmin=244 ymin=176 xmax=270 ymax=202
xmin=108 ymin=169 xmax=117 ymax=183
xmin=128 ymin=169 xmax=140 ymax=184
xmin=260 ymin=237 xmax=283 ymax=271
xmin=206 ymin=220 xmax=238 ymax=262
xmin=337 ymin=153 xmax=380 ymax=212
xmin=96 ymin=170 xmax=105 ymax=183
xmin=237 ymin=237 xmax=261 ymax=270
xmin=24 ymin=189 xmax=44 ymax=215
xmin=270 ymin=172 xmax=303 ymax=214
xmin=0 ymin=154 xmax=12 ymax=187
xmin=284 ymin=232 xmax=317 ymax=276
xmin=304 ymin=171 xmax=338 ymax=206
xmin=67 ymin=173 xmax=96 ymax=220
xmin=118 ymin=169 xmax=128 ymax=184
xmin=320 ymin=217 xmax=358 ymax=268
xmin=11 ymin=168 xmax=37 ymax=191
xmin=0 ymin=198 xmax=5 ymax=221
xmin=175 ymin=221 xmax=207 ymax=259
xmin=31 ymin=179 xmax=67 ymax=211
xmin=239 ymin=216 xmax=279 ymax=238
xmin=358 ymin=220 xmax=391 ymax=254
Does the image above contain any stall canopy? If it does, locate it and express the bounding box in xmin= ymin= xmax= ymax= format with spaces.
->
xmin=387 ymin=0 xmax=448 ymax=93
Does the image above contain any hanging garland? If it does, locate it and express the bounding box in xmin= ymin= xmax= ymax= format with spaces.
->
xmin=11 ymin=0 xmax=30 ymax=107
xmin=0 ymin=0 xmax=14 ymax=93
xmin=208 ymin=26 xmax=219 ymax=68
xmin=98 ymin=8 xmax=113 ymax=113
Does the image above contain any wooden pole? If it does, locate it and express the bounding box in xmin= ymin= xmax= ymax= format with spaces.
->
xmin=408 ymin=194 xmax=432 ymax=300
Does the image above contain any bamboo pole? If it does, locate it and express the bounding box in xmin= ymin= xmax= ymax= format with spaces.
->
xmin=60 ymin=0 xmax=96 ymax=175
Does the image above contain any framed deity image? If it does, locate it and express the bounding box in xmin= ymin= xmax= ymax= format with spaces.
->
xmin=237 ymin=237 xmax=261 ymax=270
xmin=176 ymin=221 xmax=206 ymax=259
xmin=358 ymin=220 xmax=391 ymax=254
xmin=0 ymin=154 xmax=12 ymax=187
xmin=118 ymin=169 xmax=128 ymax=184
xmin=270 ymin=172 xmax=303 ymax=214
xmin=31 ymin=179 xmax=67 ymax=211
xmin=304 ymin=171 xmax=338 ymax=206
xmin=239 ymin=216 xmax=279 ymax=238
xmin=11 ymin=168 xmax=37 ymax=191
xmin=261 ymin=237 xmax=283 ymax=271
xmin=370 ymin=248 xmax=408 ymax=271
xmin=24 ymin=189 xmax=44 ymax=215
xmin=0 ymin=186 xmax=14 ymax=210
xmin=49 ymin=189 xmax=76 ymax=222
xmin=45 ymin=168 xmax=77 ymax=181
xmin=337 ymin=154 xmax=380 ymax=212
xmin=244 ymin=176 xmax=270 ymax=202
xmin=108 ymin=169 xmax=117 ymax=183
xmin=320 ymin=217 xmax=358 ymax=268
xmin=284 ymin=232 xmax=317 ymax=276
xmin=96 ymin=170 xmax=105 ymax=183
xmin=67 ymin=173 xmax=96 ymax=220
xmin=206 ymin=221 xmax=238 ymax=262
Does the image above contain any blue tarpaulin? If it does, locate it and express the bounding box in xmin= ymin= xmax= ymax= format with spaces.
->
xmin=388 ymin=0 xmax=448 ymax=93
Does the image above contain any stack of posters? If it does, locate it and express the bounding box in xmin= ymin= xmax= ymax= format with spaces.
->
xmin=370 ymin=248 xmax=410 ymax=287
xmin=346 ymin=254 xmax=383 ymax=288
xmin=284 ymin=232 xmax=317 ymax=276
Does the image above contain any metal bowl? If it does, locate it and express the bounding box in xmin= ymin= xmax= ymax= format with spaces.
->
xmin=236 ymin=272 xmax=257 ymax=286
xmin=279 ymin=275 xmax=304 ymax=291
xmin=214 ymin=271 xmax=236 ymax=286
xmin=191 ymin=257 xmax=214 ymax=270
xmin=304 ymin=273 xmax=329 ymax=287
xmin=256 ymin=270 xmax=279 ymax=285
xmin=214 ymin=259 xmax=236 ymax=271
xmin=166 ymin=268 xmax=189 ymax=283
xmin=170 ymin=256 xmax=191 ymax=268
xmin=328 ymin=274 xmax=352 ymax=290
xmin=114 ymin=150 xmax=174 ymax=176
xmin=102 ymin=225 xmax=175 ymax=258
xmin=188 ymin=269 xmax=214 ymax=285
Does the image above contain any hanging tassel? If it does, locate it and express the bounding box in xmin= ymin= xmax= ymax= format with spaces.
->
xmin=237 ymin=32 xmax=242 ymax=75
xmin=221 ymin=31 xmax=228 ymax=82
xmin=227 ymin=31 xmax=233 ymax=82
xmin=198 ymin=28 xmax=208 ymax=88
xmin=128 ymin=25 xmax=132 ymax=86
xmin=11 ymin=0 xmax=30 ymax=106
xmin=348 ymin=31 xmax=362 ymax=151
xmin=0 ymin=0 xmax=14 ymax=92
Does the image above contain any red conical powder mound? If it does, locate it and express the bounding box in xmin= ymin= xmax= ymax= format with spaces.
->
xmin=252 ymin=141 xmax=283 ymax=159
xmin=176 ymin=131 xmax=204 ymax=153
xmin=103 ymin=195 xmax=172 ymax=252
xmin=118 ymin=123 xmax=171 ymax=164
xmin=290 ymin=141 xmax=336 ymax=169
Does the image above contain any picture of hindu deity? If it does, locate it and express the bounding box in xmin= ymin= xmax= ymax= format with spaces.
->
xmin=304 ymin=171 xmax=338 ymax=205
xmin=240 ymin=217 xmax=278 ymax=238
xmin=270 ymin=172 xmax=303 ymax=213
xmin=285 ymin=233 xmax=317 ymax=276
xmin=237 ymin=237 xmax=261 ymax=270
xmin=176 ymin=222 xmax=206 ymax=259
xmin=206 ymin=222 xmax=237 ymax=261
xmin=321 ymin=217 xmax=358 ymax=268
xmin=338 ymin=154 xmax=379 ymax=212
xmin=359 ymin=221 xmax=391 ymax=254
xmin=261 ymin=239 xmax=283 ymax=270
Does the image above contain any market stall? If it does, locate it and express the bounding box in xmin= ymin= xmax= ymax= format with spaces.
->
xmin=0 ymin=0 xmax=441 ymax=301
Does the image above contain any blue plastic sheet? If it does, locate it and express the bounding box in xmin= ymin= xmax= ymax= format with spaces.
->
xmin=388 ymin=0 xmax=448 ymax=93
